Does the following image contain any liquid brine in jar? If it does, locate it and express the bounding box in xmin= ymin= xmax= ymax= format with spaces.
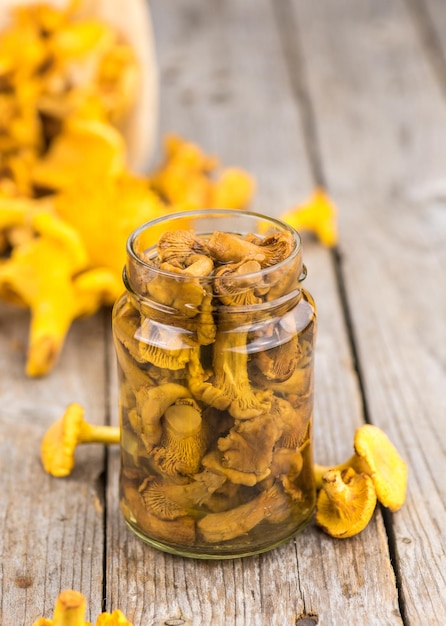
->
xmin=112 ymin=209 xmax=317 ymax=558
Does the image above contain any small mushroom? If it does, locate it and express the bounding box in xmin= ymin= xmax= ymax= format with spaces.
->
xmin=32 ymin=589 xmax=134 ymax=625
xmin=314 ymin=424 xmax=408 ymax=512
xmin=252 ymin=333 xmax=301 ymax=383
xmin=209 ymin=167 xmax=256 ymax=209
xmin=148 ymin=136 xmax=256 ymax=211
xmin=146 ymin=271 xmax=207 ymax=317
xmin=202 ymin=450 xmax=270 ymax=486
xmin=139 ymin=470 xmax=226 ymax=520
xmin=95 ymin=609 xmax=133 ymax=625
xmin=256 ymin=230 xmax=296 ymax=267
xmin=213 ymin=258 xmax=263 ymax=306
xmin=40 ymin=403 xmax=120 ymax=477
xmin=113 ymin=333 xmax=154 ymax=392
xmin=32 ymin=589 xmax=88 ymax=626
xmin=139 ymin=477 xmax=189 ymax=520
xmin=136 ymin=318 xmax=192 ymax=370
xmin=315 ymin=467 xmax=377 ymax=539
xmin=212 ymin=329 xmax=272 ymax=420
xmin=196 ymin=290 xmax=216 ymax=346
xmin=147 ymin=134 xmax=218 ymax=208
xmin=157 ymin=230 xmax=208 ymax=264
xmin=151 ymin=399 xmax=209 ymax=477
xmin=206 ymin=231 xmax=264 ymax=264
xmin=217 ymin=412 xmax=282 ymax=476
xmin=186 ymin=344 xmax=232 ymax=411
xmin=197 ymin=484 xmax=289 ymax=543
xmin=251 ymin=363 xmax=314 ymax=401
xmin=160 ymin=254 xmax=214 ymax=278
xmin=207 ymin=230 xmax=294 ymax=269
xmin=268 ymin=446 xmax=305 ymax=499
xmin=0 ymin=210 xmax=91 ymax=376
xmin=134 ymin=382 xmax=191 ymax=448
xmin=272 ymin=396 xmax=310 ymax=450
xmin=280 ymin=187 xmax=338 ymax=247
xmin=121 ymin=476 xmax=196 ymax=545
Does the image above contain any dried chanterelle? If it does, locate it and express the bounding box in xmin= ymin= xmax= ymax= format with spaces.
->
xmin=32 ymin=588 xmax=133 ymax=626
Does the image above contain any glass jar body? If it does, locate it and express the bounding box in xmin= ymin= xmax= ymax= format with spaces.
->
xmin=112 ymin=210 xmax=317 ymax=558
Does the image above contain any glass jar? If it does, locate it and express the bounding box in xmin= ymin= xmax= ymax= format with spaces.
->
xmin=112 ymin=209 xmax=317 ymax=559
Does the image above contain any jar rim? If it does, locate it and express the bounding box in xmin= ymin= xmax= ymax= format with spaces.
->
xmin=126 ymin=208 xmax=303 ymax=285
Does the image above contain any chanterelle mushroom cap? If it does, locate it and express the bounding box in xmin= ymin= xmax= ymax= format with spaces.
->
xmin=207 ymin=229 xmax=294 ymax=268
xmin=0 ymin=210 xmax=91 ymax=376
xmin=41 ymin=403 xmax=86 ymax=477
xmin=315 ymin=467 xmax=377 ymax=539
xmin=280 ymin=187 xmax=338 ymax=247
xmin=41 ymin=403 xmax=120 ymax=477
xmin=353 ymin=424 xmax=408 ymax=512
xmin=95 ymin=609 xmax=133 ymax=625
xmin=157 ymin=229 xmax=208 ymax=264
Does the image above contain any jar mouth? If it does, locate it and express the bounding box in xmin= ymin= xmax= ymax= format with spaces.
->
xmin=126 ymin=208 xmax=304 ymax=287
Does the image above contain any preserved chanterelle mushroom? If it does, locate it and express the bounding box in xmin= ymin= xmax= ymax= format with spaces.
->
xmin=112 ymin=211 xmax=317 ymax=557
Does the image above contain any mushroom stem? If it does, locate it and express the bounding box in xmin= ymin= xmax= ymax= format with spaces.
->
xmin=52 ymin=589 xmax=87 ymax=626
xmin=320 ymin=469 xmax=365 ymax=519
xmin=314 ymin=455 xmax=363 ymax=489
xmin=32 ymin=588 xmax=134 ymax=625
xmin=197 ymin=484 xmax=288 ymax=543
xmin=77 ymin=422 xmax=121 ymax=445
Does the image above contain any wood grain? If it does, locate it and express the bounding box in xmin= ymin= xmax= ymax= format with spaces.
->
xmin=2 ymin=0 xmax=445 ymax=623
xmin=290 ymin=0 xmax=446 ymax=621
xmin=103 ymin=2 xmax=402 ymax=625
xmin=0 ymin=305 xmax=108 ymax=624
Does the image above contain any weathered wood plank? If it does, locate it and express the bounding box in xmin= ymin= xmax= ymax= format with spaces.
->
xmin=405 ymin=0 xmax=446 ymax=102
xmin=0 ymin=303 xmax=107 ymax=624
xmin=104 ymin=1 xmax=402 ymax=624
xmin=148 ymin=0 xmax=313 ymax=212
xmin=290 ymin=0 xmax=446 ymax=622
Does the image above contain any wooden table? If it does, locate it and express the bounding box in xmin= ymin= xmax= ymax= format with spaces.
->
xmin=1 ymin=0 xmax=445 ymax=624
